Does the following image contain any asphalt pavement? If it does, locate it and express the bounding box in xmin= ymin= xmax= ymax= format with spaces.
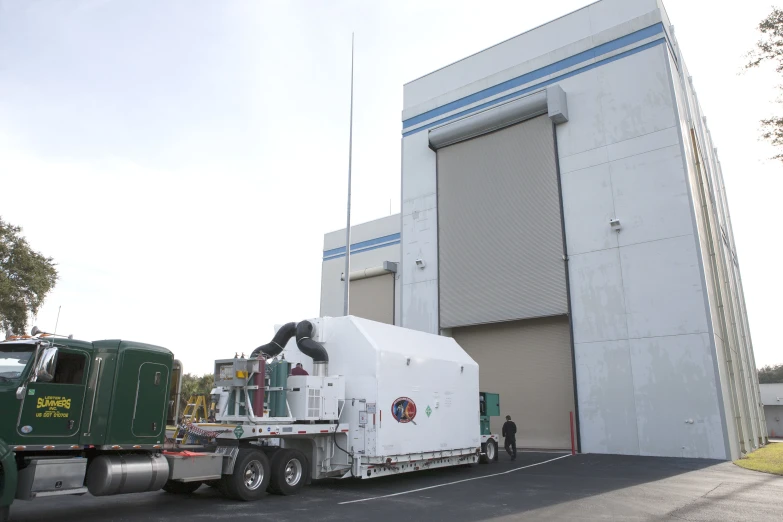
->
xmin=8 ymin=451 xmax=783 ymax=521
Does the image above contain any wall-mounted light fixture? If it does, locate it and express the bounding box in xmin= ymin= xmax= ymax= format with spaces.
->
xmin=415 ymin=258 xmax=426 ymax=269
xmin=610 ymin=218 xmax=621 ymax=232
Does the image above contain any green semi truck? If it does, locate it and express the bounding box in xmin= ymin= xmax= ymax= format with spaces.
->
xmin=0 ymin=320 xmax=500 ymax=522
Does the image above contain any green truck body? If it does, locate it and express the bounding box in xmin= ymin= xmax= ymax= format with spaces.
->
xmin=0 ymin=338 xmax=173 ymax=449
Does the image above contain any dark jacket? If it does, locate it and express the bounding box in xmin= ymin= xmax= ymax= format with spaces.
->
xmin=502 ymin=420 xmax=517 ymax=440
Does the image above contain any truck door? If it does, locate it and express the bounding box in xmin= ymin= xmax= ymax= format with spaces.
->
xmin=132 ymin=362 xmax=169 ymax=437
xmin=18 ymin=348 xmax=90 ymax=442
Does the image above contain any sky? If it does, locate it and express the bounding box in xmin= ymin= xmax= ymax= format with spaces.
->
xmin=1 ymin=0 xmax=781 ymax=375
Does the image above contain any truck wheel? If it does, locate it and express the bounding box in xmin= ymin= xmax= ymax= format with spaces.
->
xmin=480 ymin=440 xmax=497 ymax=464
xmin=0 ymin=505 xmax=8 ymax=522
xmin=268 ymin=449 xmax=308 ymax=495
xmin=162 ymin=480 xmax=202 ymax=494
xmin=222 ymin=449 xmax=270 ymax=501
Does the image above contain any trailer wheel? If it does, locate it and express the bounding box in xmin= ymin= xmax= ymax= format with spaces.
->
xmin=162 ymin=480 xmax=202 ymax=494
xmin=222 ymin=449 xmax=270 ymax=501
xmin=0 ymin=505 xmax=8 ymax=522
xmin=268 ymin=449 xmax=308 ymax=495
xmin=480 ymin=439 xmax=498 ymax=464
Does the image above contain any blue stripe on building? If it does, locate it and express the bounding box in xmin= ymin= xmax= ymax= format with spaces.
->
xmin=402 ymin=23 xmax=665 ymax=136
xmin=323 ymin=233 xmax=401 ymax=261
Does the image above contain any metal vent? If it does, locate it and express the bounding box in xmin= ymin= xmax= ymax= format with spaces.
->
xmin=307 ymin=388 xmax=321 ymax=418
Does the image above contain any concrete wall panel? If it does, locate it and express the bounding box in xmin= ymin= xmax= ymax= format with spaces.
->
xmin=575 ymin=339 xmax=640 ymax=455
xmin=629 ymin=333 xmax=726 ymax=459
xmin=611 ymin=144 xmax=694 ymax=247
xmin=568 ymin=249 xmax=628 ymax=344
xmin=619 ymin=235 xmax=709 ymax=339
xmin=402 ymin=209 xmax=438 ymax=286
xmin=597 ymin=44 xmax=676 ymax=146
xmin=561 ymin=162 xmax=617 ymax=255
xmin=401 ymin=279 xmax=439 ymax=334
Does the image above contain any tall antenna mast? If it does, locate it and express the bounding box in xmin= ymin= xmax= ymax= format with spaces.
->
xmin=53 ymin=305 xmax=61 ymax=337
xmin=343 ymin=33 xmax=355 ymax=317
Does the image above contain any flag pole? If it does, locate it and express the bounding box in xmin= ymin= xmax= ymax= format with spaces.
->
xmin=343 ymin=33 xmax=355 ymax=316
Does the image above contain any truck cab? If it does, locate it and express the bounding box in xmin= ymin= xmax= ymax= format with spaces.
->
xmin=0 ymin=337 xmax=173 ymax=449
xmin=0 ymin=336 xmax=175 ymax=521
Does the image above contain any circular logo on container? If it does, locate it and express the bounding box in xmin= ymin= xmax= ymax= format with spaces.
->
xmin=20 ymin=425 xmax=33 ymax=434
xmin=391 ymin=397 xmax=417 ymax=424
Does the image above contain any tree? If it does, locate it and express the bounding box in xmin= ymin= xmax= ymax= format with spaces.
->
xmin=758 ymin=364 xmax=783 ymax=384
xmin=0 ymin=217 xmax=58 ymax=335
xmin=179 ymin=372 xmax=215 ymax=415
xmin=745 ymin=7 xmax=783 ymax=160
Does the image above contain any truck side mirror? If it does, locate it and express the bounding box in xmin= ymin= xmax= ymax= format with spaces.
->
xmin=34 ymin=346 xmax=59 ymax=382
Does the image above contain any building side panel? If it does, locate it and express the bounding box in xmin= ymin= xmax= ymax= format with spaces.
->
xmin=557 ymin=43 xmax=724 ymax=458
xmin=665 ymin=46 xmax=738 ymax=459
xmin=629 ymin=333 xmax=727 ymax=459
xmin=575 ymin=338 xmax=640 ymax=455
xmin=401 ymin=130 xmax=438 ymax=333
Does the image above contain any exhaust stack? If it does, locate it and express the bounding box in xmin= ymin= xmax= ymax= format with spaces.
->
xmin=296 ymin=321 xmax=329 ymax=376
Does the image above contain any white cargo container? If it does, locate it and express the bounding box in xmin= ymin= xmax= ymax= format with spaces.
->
xmin=198 ymin=315 xmax=495 ymax=494
xmin=299 ymin=317 xmax=481 ymax=472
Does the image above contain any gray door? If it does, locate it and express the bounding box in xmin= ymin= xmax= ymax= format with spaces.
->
xmin=349 ymin=274 xmax=394 ymax=324
xmin=452 ymin=316 xmax=575 ymax=450
xmin=437 ymin=114 xmax=567 ymax=328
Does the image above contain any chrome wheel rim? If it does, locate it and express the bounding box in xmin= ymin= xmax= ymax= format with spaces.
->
xmin=243 ymin=460 xmax=264 ymax=490
xmin=487 ymin=442 xmax=496 ymax=460
xmin=284 ymin=458 xmax=303 ymax=486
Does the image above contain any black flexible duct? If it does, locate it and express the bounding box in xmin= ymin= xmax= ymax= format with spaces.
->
xmin=295 ymin=321 xmax=329 ymax=363
xmin=250 ymin=322 xmax=297 ymax=359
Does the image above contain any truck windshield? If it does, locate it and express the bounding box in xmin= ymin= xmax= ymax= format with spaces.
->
xmin=0 ymin=345 xmax=35 ymax=383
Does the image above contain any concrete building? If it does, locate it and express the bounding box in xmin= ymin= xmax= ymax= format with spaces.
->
xmin=320 ymin=214 xmax=401 ymax=325
xmin=320 ymin=0 xmax=765 ymax=460
xmin=760 ymin=384 xmax=783 ymax=438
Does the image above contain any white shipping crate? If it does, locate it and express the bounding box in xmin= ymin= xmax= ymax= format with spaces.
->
xmin=283 ymin=316 xmax=480 ymax=458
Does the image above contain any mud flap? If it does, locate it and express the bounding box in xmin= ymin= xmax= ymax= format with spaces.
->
xmin=0 ymin=439 xmax=17 ymax=510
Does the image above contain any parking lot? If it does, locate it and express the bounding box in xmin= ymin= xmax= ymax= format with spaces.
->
xmin=9 ymin=451 xmax=783 ymax=521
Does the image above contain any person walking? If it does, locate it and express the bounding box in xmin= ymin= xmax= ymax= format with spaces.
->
xmin=502 ymin=415 xmax=517 ymax=460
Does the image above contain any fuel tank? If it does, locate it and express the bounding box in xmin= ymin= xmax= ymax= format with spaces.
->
xmin=86 ymin=453 xmax=169 ymax=496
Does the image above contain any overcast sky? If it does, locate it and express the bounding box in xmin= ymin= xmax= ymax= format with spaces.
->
xmin=1 ymin=0 xmax=780 ymax=374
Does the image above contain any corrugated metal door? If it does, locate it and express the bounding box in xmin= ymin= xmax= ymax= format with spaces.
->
xmin=452 ymin=316 xmax=575 ymax=450
xmin=349 ymin=274 xmax=394 ymax=324
xmin=437 ymin=114 xmax=567 ymax=328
